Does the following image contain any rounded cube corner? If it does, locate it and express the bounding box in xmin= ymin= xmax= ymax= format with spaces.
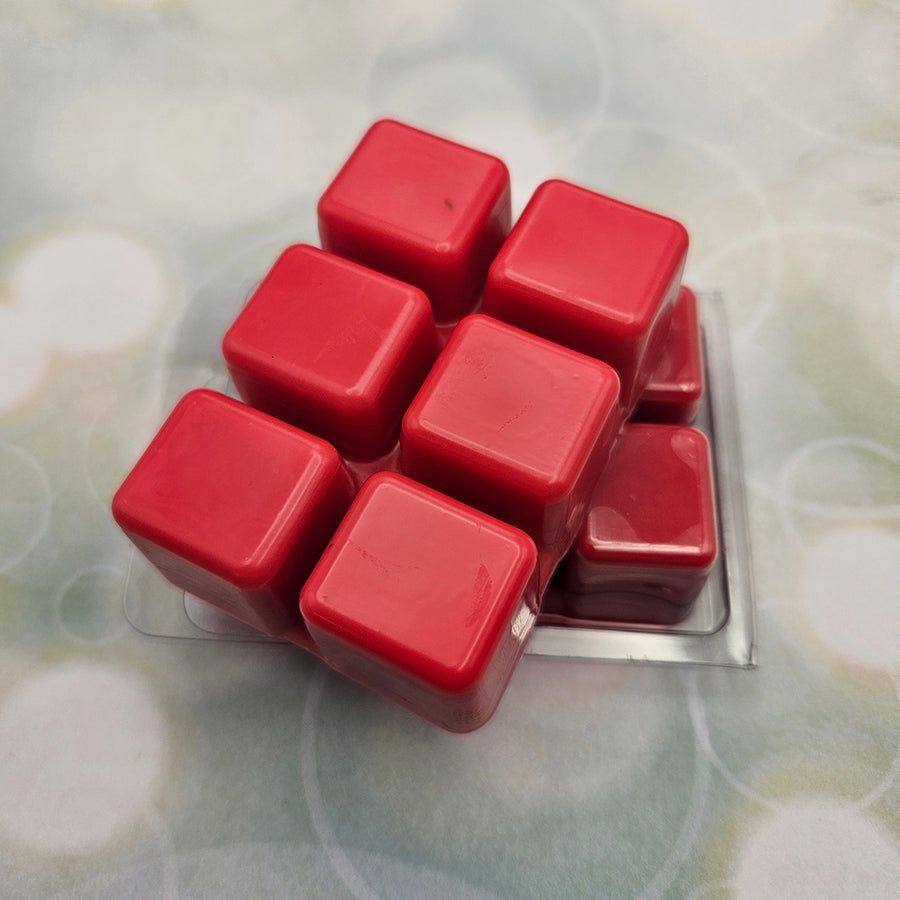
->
xmin=228 ymin=553 xmax=280 ymax=592
xmin=430 ymin=655 xmax=489 ymax=697
xmin=110 ymin=485 xmax=136 ymax=533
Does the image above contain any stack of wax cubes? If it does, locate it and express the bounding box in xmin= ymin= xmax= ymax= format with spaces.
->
xmin=113 ymin=120 xmax=717 ymax=732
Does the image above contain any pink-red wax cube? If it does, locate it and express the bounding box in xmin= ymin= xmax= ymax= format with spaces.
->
xmin=634 ymin=287 xmax=704 ymax=424
xmin=300 ymin=472 xmax=539 ymax=732
xmin=565 ymin=423 xmax=718 ymax=623
xmin=318 ymin=119 xmax=511 ymax=323
xmin=401 ymin=314 xmax=620 ymax=583
xmin=112 ymin=390 xmax=353 ymax=643
xmin=223 ymin=244 xmax=438 ymax=462
xmin=483 ymin=179 xmax=688 ymax=413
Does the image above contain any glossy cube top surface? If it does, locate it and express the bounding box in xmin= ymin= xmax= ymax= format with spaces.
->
xmin=319 ymin=119 xmax=508 ymax=248
xmin=222 ymin=244 xmax=437 ymax=460
xmin=318 ymin=119 xmax=510 ymax=322
xmin=578 ymin=423 xmax=717 ymax=570
xmin=486 ymin=180 xmax=688 ymax=334
xmin=483 ymin=179 xmax=687 ymax=411
xmin=403 ymin=315 xmax=620 ymax=495
xmin=300 ymin=472 xmax=538 ymax=693
xmin=112 ymin=389 xmax=344 ymax=586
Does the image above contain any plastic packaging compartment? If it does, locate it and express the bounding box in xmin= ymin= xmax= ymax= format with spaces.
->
xmin=122 ymin=291 xmax=756 ymax=669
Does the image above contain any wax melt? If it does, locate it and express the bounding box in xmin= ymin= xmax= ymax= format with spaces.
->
xmin=111 ymin=389 xmax=353 ymax=648
xmin=300 ymin=472 xmax=539 ymax=732
xmin=560 ymin=423 xmax=718 ymax=624
xmin=401 ymin=314 xmax=620 ymax=587
xmin=112 ymin=118 xmax=741 ymax=730
xmin=633 ymin=287 xmax=704 ymax=425
xmin=483 ymin=179 xmax=688 ymax=414
xmin=318 ymin=119 xmax=511 ymax=323
xmin=223 ymin=244 xmax=438 ymax=462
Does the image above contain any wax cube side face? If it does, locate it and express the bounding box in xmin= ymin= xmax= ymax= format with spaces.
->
xmin=300 ymin=473 xmax=539 ymax=732
xmin=633 ymin=287 xmax=704 ymax=424
xmin=318 ymin=119 xmax=511 ymax=324
xmin=483 ymin=179 xmax=688 ymax=414
xmin=112 ymin=390 xmax=354 ymax=638
xmin=400 ymin=315 xmax=621 ymax=577
xmin=222 ymin=244 xmax=438 ymax=462
xmin=565 ymin=423 xmax=718 ymax=622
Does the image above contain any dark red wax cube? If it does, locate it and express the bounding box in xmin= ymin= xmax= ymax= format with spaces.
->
xmin=565 ymin=423 xmax=718 ymax=622
xmin=318 ymin=119 xmax=511 ymax=323
xmin=483 ymin=179 xmax=688 ymax=413
xmin=401 ymin=314 xmax=620 ymax=582
xmin=222 ymin=244 xmax=437 ymax=462
xmin=300 ymin=472 xmax=539 ymax=732
xmin=634 ymin=287 xmax=704 ymax=424
xmin=112 ymin=390 xmax=353 ymax=642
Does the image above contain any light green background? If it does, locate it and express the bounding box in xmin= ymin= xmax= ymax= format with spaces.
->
xmin=1 ymin=1 xmax=899 ymax=897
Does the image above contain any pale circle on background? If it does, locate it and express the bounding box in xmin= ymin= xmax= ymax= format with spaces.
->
xmin=691 ymin=614 xmax=900 ymax=808
xmin=366 ymin=660 xmax=681 ymax=807
xmin=803 ymin=528 xmax=900 ymax=667
xmin=133 ymin=91 xmax=312 ymax=225
xmin=677 ymin=0 xmax=834 ymax=41
xmin=0 ymin=306 xmax=46 ymax=413
xmin=57 ymin=566 xmax=130 ymax=644
xmin=714 ymin=3 xmax=899 ymax=152
xmin=304 ymin=661 xmax=703 ymax=898
xmin=368 ymin=0 xmax=609 ymax=129
xmin=134 ymin=89 xmax=367 ymax=224
xmin=47 ymin=85 xmax=364 ymax=225
xmin=9 ymin=229 xmax=168 ymax=353
xmin=0 ymin=440 xmax=52 ymax=573
xmin=0 ymin=662 xmax=168 ymax=855
xmin=697 ymin=226 xmax=900 ymax=385
xmin=732 ymin=799 xmax=900 ymax=900
xmin=773 ymin=437 xmax=900 ymax=548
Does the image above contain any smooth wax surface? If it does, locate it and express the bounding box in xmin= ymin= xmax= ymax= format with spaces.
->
xmin=223 ymin=244 xmax=438 ymax=461
xmin=112 ymin=389 xmax=353 ymax=644
xmin=566 ymin=423 xmax=718 ymax=621
xmin=634 ymin=287 xmax=705 ymax=424
xmin=483 ymin=179 xmax=688 ymax=413
xmin=401 ymin=314 xmax=620 ymax=584
xmin=300 ymin=472 xmax=539 ymax=732
xmin=318 ymin=119 xmax=511 ymax=323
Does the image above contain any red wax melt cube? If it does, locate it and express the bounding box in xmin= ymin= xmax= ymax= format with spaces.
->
xmin=300 ymin=472 xmax=539 ymax=732
xmin=318 ymin=119 xmax=511 ymax=323
xmin=401 ymin=314 xmax=620 ymax=582
xmin=112 ymin=390 xmax=353 ymax=641
xmin=565 ymin=423 xmax=717 ymax=623
xmin=634 ymin=287 xmax=704 ymax=424
xmin=483 ymin=179 xmax=688 ymax=413
xmin=223 ymin=244 xmax=438 ymax=462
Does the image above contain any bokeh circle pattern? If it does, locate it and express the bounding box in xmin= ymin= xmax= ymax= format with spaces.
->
xmin=803 ymin=529 xmax=900 ymax=668
xmin=732 ymin=799 xmax=900 ymax=900
xmin=56 ymin=566 xmax=131 ymax=644
xmin=0 ymin=662 xmax=168 ymax=855
xmin=689 ymin=625 xmax=900 ymax=809
xmin=9 ymin=228 xmax=169 ymax=353
xmin=302 ymin=661 xmax=706 ymax=898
